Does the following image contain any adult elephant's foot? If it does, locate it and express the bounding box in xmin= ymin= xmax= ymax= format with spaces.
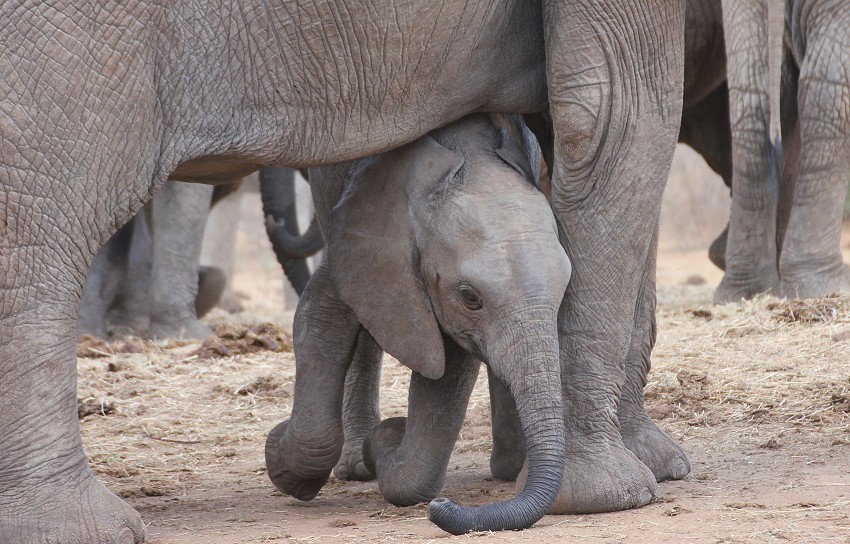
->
xmin=714 ymin=267 xmax=780 ymax=303
xmin=265 ymin=420 xmax=335 ymax=501
xmin=779 ymin=263 xmax=850 ymax=299
xmin=620 ymin=414 xmax=690 ymax=482
xmin=149 ymin=316 xmax=212 ymax=340
xmin=0 ymin=473 xmax=145 ymax=544
xmin=517 ymin=440 xmax=656 ymax=514
xmin=363 ymin=417 xmax=442 ymax=506
xmin=333 ymin=435 xmax=375 ymax=481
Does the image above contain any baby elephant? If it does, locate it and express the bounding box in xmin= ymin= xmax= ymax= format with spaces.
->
xmin=264 ymin=114 xmax=571 ymax=534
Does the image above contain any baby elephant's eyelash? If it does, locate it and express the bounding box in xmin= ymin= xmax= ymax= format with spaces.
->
xmin=457 ymin=283 xmax=483 ymax=311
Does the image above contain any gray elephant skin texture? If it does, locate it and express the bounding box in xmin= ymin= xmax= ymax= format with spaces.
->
xmin=0 ymin=2 xmax=685 ymax=542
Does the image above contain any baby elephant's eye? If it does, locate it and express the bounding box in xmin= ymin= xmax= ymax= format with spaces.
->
xmin=457 ymin=284 xmax=483 ymax=311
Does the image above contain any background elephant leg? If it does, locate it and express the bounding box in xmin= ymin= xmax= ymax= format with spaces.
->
xmin=715 ymin=0 xmax=782 ymax=302
xmin=78 ymin=220 xmax=134 ymax=338
xmin=618 ymin=222 xmax=690 ymax=482
xmin=107 ymin=205 xmax=153 ymax=335
xmin=265 ymin=263 xmax=360 ymax=501
xmin=363 ymin=344 xmax=480 ymax=506
xmin=487 ymin=370 xmax=525 ymax=481
xmin=148 ymin=181 xmax=214 ymax=339
xmin=541 ymin=0 xmax=682 ymax=514
xmin=778 ymin=25 xmax=850 ymax=298
xmin=334 ymin=329 xmax=383 ymax=481
xmin=0 ymin=186 xmax=145 ymax=543
xmin=679 ymin=83 xmax=734 ymax=271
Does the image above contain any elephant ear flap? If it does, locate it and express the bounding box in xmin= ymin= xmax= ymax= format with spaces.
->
xmin=328 ymin=139 xmax=464 ymax=380
xmin=493 ymin=116 xmax=543 ymax=188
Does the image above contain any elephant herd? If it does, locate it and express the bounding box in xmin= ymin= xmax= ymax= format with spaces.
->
xmin=1 ymin=0 xmax=849 ymax=542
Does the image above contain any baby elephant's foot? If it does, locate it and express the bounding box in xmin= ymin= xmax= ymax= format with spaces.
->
xmin=0 ymin=474 xmax=145 ymax=544
xmin=334 ymin=437 xmax=375 ymax=481
xmin=265 ymin=420 xmax=334 ymax=501
xmin=519 ymin=438 xmax=657 ymax=514
xmin=620 ymin=414 xmax=690 ymax=482
xmin=363 ymin=418 xmax=443 ymax=506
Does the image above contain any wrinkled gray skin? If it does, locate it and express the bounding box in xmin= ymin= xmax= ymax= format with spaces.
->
xmin=78 ymin=181 xmax=220 ymax=340
xmin=714 ymin=0 xmax=850 ymax=302
xmin=265 ymin=114 xmax=571 ymax=533
xmin=718 ymin=0 xmax=850 ymax=301
xmin=0 ymin=2 xmax=684 ymax=541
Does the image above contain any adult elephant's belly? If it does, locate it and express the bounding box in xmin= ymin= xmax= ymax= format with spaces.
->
xmin=163 ymin=0 xmax=547 ymax=183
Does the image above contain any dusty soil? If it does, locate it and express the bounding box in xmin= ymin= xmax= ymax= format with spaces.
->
xmin=75 ymin=246 xmax=850 ymax=544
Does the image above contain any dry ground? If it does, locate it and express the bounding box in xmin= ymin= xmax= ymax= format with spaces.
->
xmin=76 ymin=251 xmax=850 ymax=544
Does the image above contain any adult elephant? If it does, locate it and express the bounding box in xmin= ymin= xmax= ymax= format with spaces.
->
xmin=78 ymin=181 xmax=233 ymax=340
xmin=0 ymin=1 xmax=685 ymax=542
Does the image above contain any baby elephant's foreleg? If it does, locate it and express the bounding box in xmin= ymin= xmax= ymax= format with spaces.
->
xmin=265 ymin=263 xmax=360 ymax=500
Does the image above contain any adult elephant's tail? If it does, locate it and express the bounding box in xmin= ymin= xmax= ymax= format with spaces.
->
xmin=259 ymin=167 xmax=325 ymax=295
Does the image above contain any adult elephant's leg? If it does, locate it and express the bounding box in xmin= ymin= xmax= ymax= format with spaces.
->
xmin=265 ymin=262 xmax=360 ymax=500
xmin=148 ymin=181 xmax=215 ymax=339
xmin=618 ymin=222 xmax=690 ymax=481
xmin=778 ymin=15 xmax=850 ymax=298
xmin=679 ymin=83 xmax=733 ymax=270
xmin=78 ymin=220 xmax=135 ymax=338
xmin=715 ymin=0 xmax=782 ymax=302
xmin=107 ymin=206 xmax=153 ymax=335
xmin=334 ymin=329 xmax=383 ymax=481
xmin=362 ymin=344 xmax=480 ymax=506
xmin=542 ymin=0 xmax=683 ymax=513
xmin=0 ymin=179 xmax=145 ymax=542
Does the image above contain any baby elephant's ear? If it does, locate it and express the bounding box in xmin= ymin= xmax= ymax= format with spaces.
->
xmin=328 ymin=137 xmax=464 ymax=380
xmin=494 ymin=122 xmax=543 ymax=188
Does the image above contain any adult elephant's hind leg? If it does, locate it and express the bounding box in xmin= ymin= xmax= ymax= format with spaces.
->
xmin=0 ymin=175 xmax=145 ymax=543
xmin=778 ymin=18 xmax=850 ymax=299
xmin=334 ymin=329 xmax=383 ymax=481
xmin=618 ymin=223 xmax=690 ymax=482
xmin=542 ymin=0 xmax=684 ymax=514
xmin=265 ymin=262 xmax=360 ymax=500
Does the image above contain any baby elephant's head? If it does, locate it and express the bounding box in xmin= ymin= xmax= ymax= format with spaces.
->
xmin=328 ymin=113 xmax=570 ymax=381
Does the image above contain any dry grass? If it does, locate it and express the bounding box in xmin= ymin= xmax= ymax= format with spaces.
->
xmin=650 ymin=288 xmax=850 ymax=446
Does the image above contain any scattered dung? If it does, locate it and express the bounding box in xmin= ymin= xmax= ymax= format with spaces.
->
xmin=768 ymin=295 xmax=850 ymax=324
xmin=193 ymin=322 xmax=292 ymax=359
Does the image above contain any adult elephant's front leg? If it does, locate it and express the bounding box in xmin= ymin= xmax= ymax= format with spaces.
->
xmin=618 ymin=222 xmax=690 ymax=482
xmin=542 ymin=0 xmax=685 ymax=514
xmin=0 ymin=182 xmax=145 ymax=543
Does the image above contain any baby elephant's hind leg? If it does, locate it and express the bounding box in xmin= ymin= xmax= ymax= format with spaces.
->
xmin=335 ymin=330 xmax=383 ymax=481
xmin=363 ymin=344 xmax=480 ymax=506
